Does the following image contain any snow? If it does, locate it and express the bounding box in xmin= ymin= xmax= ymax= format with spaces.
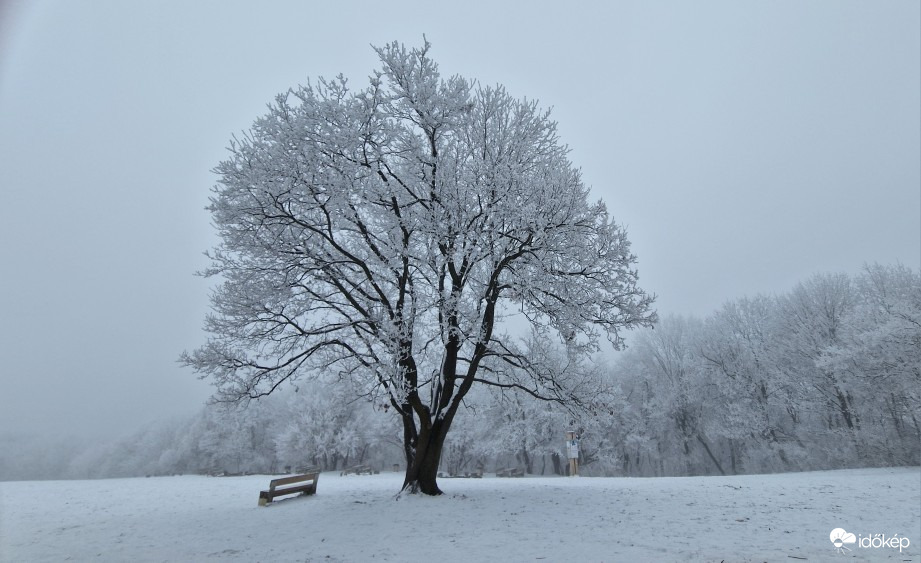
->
xmin=1 ymin=467 xmax=918 ymax=562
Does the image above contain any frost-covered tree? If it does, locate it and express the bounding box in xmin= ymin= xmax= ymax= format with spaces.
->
xmin=775 ymin=273 xmax=861 ymax=439
xmin=822 ymin=264 xmax=920 ymax=404
xmin=459 ymin=332 xmax=624 ymax=476
xmin=697 ymin=296 xmax=804 ymax=472
xmin=819 ymin=263 xmax=921 ymax=463
xmin=182 ymin=41 xmax=655 ymax=494
xmin=274 ymin=383 xmax=397 ymax=471
xmin=627 ymin=315 xmax=731 ymax=475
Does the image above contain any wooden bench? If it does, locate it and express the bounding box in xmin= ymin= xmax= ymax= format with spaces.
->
xmin=340 ymin=464 xmax=378 ymax=476
xmin=496 ymin=467 xmax=524 ymax=477
xmin=439 ymin=469 xmax=484 ymax=478
xmin=258 ymin=472 xmax=319 ymax=506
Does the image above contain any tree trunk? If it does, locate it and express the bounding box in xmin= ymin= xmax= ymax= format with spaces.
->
xmin=401 ymin=417 xmax=449 ymax=495
xmin=519 ymin=445 xmax=532 ymax=474
xmin=696 ymin=434 xmax=726 ymax=476
xmin=729 ymin=440 xmax=738 ymax=475
xmin=551 ymin=452 xmax=563 ymax=476
xmin=835 ymin=387 xmax=857 ymax=429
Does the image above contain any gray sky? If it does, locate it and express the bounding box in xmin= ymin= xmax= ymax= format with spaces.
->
xmin=1 ymin=1 xmax=918 ymax=441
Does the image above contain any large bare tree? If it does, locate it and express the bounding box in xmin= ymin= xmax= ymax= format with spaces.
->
xmin=182 ymin=41 xmax=656 ymax=494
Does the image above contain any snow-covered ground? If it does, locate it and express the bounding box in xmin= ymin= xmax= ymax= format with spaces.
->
xmin=1 ymin=467 xmax=918 ymax=562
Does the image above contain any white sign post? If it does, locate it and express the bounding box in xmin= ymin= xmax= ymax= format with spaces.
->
xmin=565 ymin=430 xmax=580 ymax=476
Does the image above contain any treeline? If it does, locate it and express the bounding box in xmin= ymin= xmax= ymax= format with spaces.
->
xmin=611 ymin=263 xmax=920 ymax=476
xmin=3 ymin=383 xmax=402 ymax=480
xmin=2 ymin=263 xmax=917 ymax=481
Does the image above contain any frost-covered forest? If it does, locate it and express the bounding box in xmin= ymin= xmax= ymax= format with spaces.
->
xmin=2 ymin=263 xmax=917 ymax=482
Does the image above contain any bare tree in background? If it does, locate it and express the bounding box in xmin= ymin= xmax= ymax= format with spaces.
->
xmin=182 ymin=41 xmax=655 ymax=495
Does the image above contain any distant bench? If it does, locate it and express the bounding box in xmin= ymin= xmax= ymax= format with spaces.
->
xmin=340 ymin=464 xmax=378 ymax=476
xmin=496 ymin=467 xmax=524 ymax=478
xmin=438 ymin=470 xmax=484 ymax=478
xmin=258 ymin=472 xmax=319 ymax=506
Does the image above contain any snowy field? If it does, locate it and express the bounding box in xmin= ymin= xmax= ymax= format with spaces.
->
xmin=1 ymin=468 xmax=918 ymax=562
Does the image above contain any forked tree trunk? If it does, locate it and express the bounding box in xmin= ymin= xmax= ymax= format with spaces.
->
xmin=401 ymin=417 xmax=450 ymax=495
xmin=402 ymin=408 xmax=453 ymax=495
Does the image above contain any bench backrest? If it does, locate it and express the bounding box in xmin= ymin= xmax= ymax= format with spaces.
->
xmin=269 ymin=472 xmax=318 ymax=493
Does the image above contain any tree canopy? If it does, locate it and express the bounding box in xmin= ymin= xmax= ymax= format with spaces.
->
xmin=182 ymin=41 xmax=656 ymax=494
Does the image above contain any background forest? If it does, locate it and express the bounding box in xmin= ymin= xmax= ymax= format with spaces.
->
xmin=2 ymin=263 xmax=917 ymax=481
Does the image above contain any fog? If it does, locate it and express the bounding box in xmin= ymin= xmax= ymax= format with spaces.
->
xmin=0 ymin=0 xmax=918 ymax=444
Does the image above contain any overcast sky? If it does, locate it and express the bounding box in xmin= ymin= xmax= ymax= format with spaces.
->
xmin=1 ymin=1 xmax=918 ymax=441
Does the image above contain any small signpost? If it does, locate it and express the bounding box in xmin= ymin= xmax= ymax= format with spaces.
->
xmin=565 ymin=430 xmax=580 ymax=476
